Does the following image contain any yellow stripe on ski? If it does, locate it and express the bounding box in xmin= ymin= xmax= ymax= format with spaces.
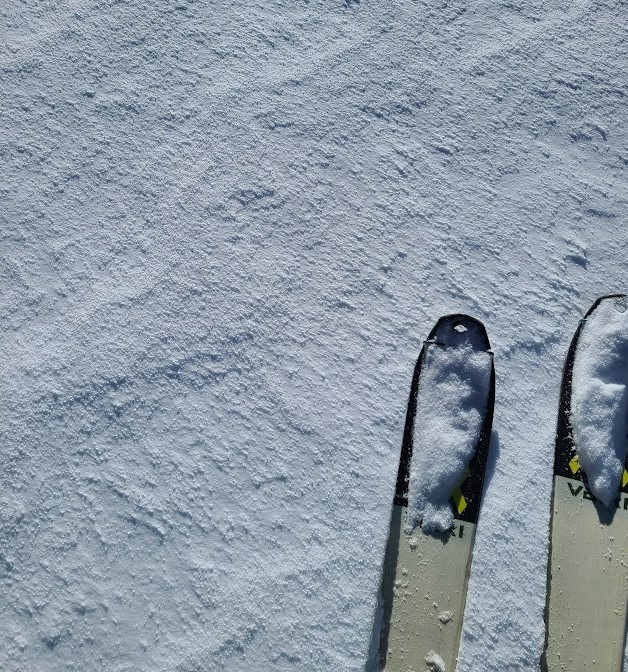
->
xmin=569 ymin=456 xmax=580 ymax=476
xmin=452 ymin=487 xmax=467 ymax=515
xmin=451 ymin=468 xmax=470 ymax=515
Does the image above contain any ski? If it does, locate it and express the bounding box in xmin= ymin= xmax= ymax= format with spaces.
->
xmin=369 ymin=315 xmax=495 ymax=672
xmin=542 ymin=294 xmax=628 ymax=672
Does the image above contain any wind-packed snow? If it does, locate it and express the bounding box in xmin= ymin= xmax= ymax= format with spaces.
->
xmin=572 ymin=296 xmax=628 ymax=506
xmin=2 ymin=0 xmax=628 ymax=671
xmin=408 ymin=337 xmax=492 ymax=533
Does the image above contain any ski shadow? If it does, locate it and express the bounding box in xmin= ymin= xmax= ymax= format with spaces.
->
xmin=594 ymin=501 xmax=617 ymax=526
xmin=590 ymin=485 xmax=619 ymax=526
xmin=483 ymin=429 xmax=501 ymax=503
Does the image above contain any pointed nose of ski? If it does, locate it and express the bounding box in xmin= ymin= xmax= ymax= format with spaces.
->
xmin=428 ymin=314 xmax=491 ymax=352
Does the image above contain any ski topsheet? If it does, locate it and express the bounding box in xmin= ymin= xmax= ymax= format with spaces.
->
xmin=542 ymin=294 xmax=628 ymax=672
xmin=371 ymin=315 xmax=495 ymax=672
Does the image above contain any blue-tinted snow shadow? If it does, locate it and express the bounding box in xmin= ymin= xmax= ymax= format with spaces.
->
xmin=482 ymin=429 xmax=500 ymax=503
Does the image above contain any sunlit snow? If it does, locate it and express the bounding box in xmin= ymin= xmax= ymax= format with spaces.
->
xmin=1 ymin=1 xmax=628 ymax=671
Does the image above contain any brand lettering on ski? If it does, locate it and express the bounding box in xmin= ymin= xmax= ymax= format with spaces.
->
xmin=566 ymin=480 xmax=628 ymax=510
xmin=450 ymin=524 xmax=465 ymax=539
xmin=415 ymin=522 xmax=467 ymax=539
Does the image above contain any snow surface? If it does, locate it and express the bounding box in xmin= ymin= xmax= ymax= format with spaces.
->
xmin=572 ymin=296 xmax=628 ymax=506
xmin=408 ymin=338 xmax=492 ymax=533
xmin=2 ymin=1 xmax=628 ymax=671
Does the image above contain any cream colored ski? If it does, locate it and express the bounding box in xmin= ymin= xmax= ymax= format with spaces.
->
xmin=379 ymin=505 xmax=476 ymax=671
xmin=542 ymin=295 xmax=628 ymax=672
xmin=370 ymin=315 xmax=495 ymax=672
xmin=543 ymin=474 xmax=628 ymax=671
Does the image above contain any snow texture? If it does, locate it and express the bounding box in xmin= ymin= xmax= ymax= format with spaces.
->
xmin=572 ymin=296 xmax=628 ymax=506
xmin=407 ymin=340 xmax=491 ymax=533
xmin=439 ymin=610 xmax=454 ymax=625
xmin=1 ymin=0 xmax=628 ymax=670
xmin=425 ymin=649 xmax=447 ymax=672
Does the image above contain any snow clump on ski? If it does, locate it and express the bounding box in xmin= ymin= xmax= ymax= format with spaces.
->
xmin=407 ymin=322 xmax=492 ymax=533
xmin=571 ymin=295 xmax=628 ymax=506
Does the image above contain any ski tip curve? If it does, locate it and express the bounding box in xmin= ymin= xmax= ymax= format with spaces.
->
xmin=427 ymin=314 xmax=491 ymax=352
xmin=581 ymin=294 xmax=627 ymax=320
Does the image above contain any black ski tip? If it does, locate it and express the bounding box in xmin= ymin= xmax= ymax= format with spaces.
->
xmin=554 ymin=294 xmax=628 ymax=483
xmin=394 ymin=314 xmax=495 ymax=525
xmin=427 ymin=314 xmax=492 ymax=352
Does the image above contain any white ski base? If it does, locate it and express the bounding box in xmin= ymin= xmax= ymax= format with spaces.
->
xmin=379 ymin=504 xmax=476 ymax=672
xmin=544 ymin=475 xmax=628 ymax=671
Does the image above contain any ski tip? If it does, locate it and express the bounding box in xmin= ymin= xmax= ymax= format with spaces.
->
xmin=562 ymin=295 xmax=627 ymax=377
xmin=427 ymin=314 xmax=491 ymax=352
xmin=585 ymin=294 xmax=627 ymax=316
xmin=554 ymin=293 xmax=628 ymax=482
xmin=573 ymin=295 xmax=628 ymax=326
xmin=394 ymin=314 xmax=495 ymax=519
